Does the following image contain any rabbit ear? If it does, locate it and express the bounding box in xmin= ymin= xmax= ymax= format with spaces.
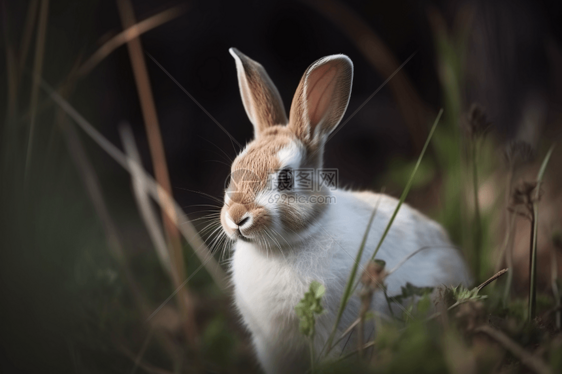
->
xmin=288 ymin=55 xmax=353 ymax=148
xmin=229 ymin=48 xmax=288 ymax=138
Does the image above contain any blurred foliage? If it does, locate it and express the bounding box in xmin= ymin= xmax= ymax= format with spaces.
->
xmin=295 ymin=281 xmax=326 ymax=337
xmin=1 ymin=1 xmax=561 ymax=373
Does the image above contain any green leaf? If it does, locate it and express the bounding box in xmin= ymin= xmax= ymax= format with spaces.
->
xmin=442 ymin=284 xmax=488 ymax=308
xmin=387 ymin=282 xmax=434 ymax=305
xmin=295 ymin=280 xmax=326 ymax=338
xmin=311 ymin=281 xmax=326 ymax=299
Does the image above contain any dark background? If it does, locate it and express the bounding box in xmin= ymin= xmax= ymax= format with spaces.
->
xmin=2 ymin=0 xmax=562 ymax=372
xmin=6 ymin=0 xmax=561 ymax=212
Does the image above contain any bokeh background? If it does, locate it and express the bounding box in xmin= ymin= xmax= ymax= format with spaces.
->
xmin=1 ymin=0 xmax=562 ymax=373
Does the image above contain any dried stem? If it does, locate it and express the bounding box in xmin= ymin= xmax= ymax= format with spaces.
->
xmin=528 ymin=209 xmax=537 ymax=321
xmin=116 ymin=0 xmax=197 ymax=346
xmin=77 ymin=4 xmax=186 ymax=77
xmin=120 ymin=124 xmax=172 ymax=273
xmin=17 ymin=0 xmax=39 ymax=85
xmin=501 ymin=168 xmax=516 ymax=304
xmin=528 ymin=144 xmax=555 ymax=321
xmin=476 ymin=268 xmax=508 ymax=292
xmin=551 ymin=246 xmax=561 ymax=329
xmin=475 ymin=325 xmax=552 ymax=374
xmin=2 ymin=1 xmax=18 ymax=125
xmin=337 ymin=341 xmax=376 ymax=362
xmin=358 ymin=287 xmax=373 ymax=358
xmin=40 ymin=78 xmax=227 ymax=289
xmin=25 ymin=0 xmax=49 ymax=179
xmin=471 ymin=138 xmax=482 ymax=279
xmin=119 ymin=344 xmax=175 ymax=374
xmin=54 ymin=92 xmax=186 ymax=366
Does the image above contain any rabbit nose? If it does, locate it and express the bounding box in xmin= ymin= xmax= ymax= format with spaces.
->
xmin=226 ymin=203 xmax=251 ymax=229
xmin=237 ymin=216 xmax=250 ymax=227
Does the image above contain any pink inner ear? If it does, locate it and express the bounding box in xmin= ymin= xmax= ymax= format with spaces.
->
xmin=306 ymin=65 xmax=338 ymax=127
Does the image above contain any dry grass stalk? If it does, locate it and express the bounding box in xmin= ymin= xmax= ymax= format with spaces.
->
xmin=40 ymin=78 xmax=227 ymax=288
xmin=2 ymin=0 xmax=39 ymax=123
xmin=2 ymin=8 xmax=17 ymax=123
xmin=358 ymin=260 xmax=387 ymax=357
xmin=463 ymin=103 xmax=491 ymax=279
xmin=52 ymin=83 xmax=196 ymax=368
xmin=77 ymin=4 xmax=186 ymax=76
xmin=50 ymin=70 xmax=157 ymax=323
xmin=59 ymin=111 xmax=153 ymax=307
xmin=119 ymin=343 xmax=175 ymax=374
xmin=116 ymin=0 xmax=198 ymax=345
xmin=18 ymin=0 xmax=39 ymax=57
xmin=509 ymin=180 xmax=541 ymax=319
xmin=17 ymin=0 xmax=39 ymax=84
xmin=463 ymin=103 xmax=492 ymax=139
xmin=551 ymin=247 xmax=561 ymax=329
xmin=120 ymin=124 xmax=172 ymax=274
xmin=500 ymin=141 xmax=534 ymax=301
xmin=25 ymin=0 xmax=49 ymax=177
xmin=40 ymin=79 xmax=230 ymax=364
xmin=509 ymin=181 xmax=540 ymax=221
xmin=54 ymin=88 xmax=185 ymax=367
xmin=476 ymin=268 xmax=508 ymax=292
xmin=15 ymin=3 xmax=184 ymax=132
xmin=475 ymin=325 xmax=552 ymax=374
xmin=504 ymin=141 xmax=535 ymax=169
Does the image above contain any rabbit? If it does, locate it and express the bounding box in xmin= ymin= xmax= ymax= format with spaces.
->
xmin=221 ymin=48 xmax=472 ymax=374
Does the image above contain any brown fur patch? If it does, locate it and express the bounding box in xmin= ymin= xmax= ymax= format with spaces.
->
xmin=231 ymin=48 xmax=288 ymax=136
xmin=227 ymin=203 xmax=247 ymax=225
xmin=229 ymin=126 xmax=295 ymax=203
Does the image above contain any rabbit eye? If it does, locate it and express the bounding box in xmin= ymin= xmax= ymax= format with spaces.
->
xmin=277 ymin=168 xmax=294 ymax=191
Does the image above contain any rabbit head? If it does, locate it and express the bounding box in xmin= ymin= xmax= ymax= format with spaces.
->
xmin=220 ymin=48 xmax=353 ymax=244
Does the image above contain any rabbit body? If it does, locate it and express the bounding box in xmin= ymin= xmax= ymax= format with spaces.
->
xmin=231 ymin=189 xmax=470 ymax=374
xmin=222 ymin=49 xmax=471 ymax=374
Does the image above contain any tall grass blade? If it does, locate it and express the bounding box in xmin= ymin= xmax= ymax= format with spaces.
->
xmin=25 ymin=0 xmax=49 ymax=180
xmin=77 ymin=4 xmax=187 ymax=77
xmin=367 ymin=108 xmax=443 ymax=264
xmin=39 ymin=78 xmax=228 ymax=291
xmin=120 ymin=122 xmax=199 ymax=344
xmin=551 ymin=245 xmax=561 ymax=329
xmin=324 ymin=108 xmax=443 ymax=356
xmin=17 ymin=0 xmax=39 ymax=84
xmin=24 ymin=0 xmax=49 ymax=179
xmin=2 ymin=16 xmax=17 ymax=125
xmin=528 ymin=144 xmax=555 ymax=321
xmin=471 ymin=138 xmax=482 ymax=279
xmin=116 ymin=0 xmax=198 ymax=345
xmin=502 ymin=214 xmax=517 ymax=305
xmin=323 ymin=192 xmax=384 ymax=354
xmin=120 ymin=124 xmax=172 ymax=274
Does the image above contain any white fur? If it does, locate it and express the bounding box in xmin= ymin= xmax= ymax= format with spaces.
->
xmin=231 ymin=190 xmax=471 ymax=374
xmin=276 ymin=140 xmax=303 ymax=169
xmin=225 ymin=214 xmax=238 ymax=231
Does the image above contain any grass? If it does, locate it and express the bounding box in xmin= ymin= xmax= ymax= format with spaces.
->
xmin=2 ymin=1 xmax=562 ymax=373
xmin=528 ymin=145 xmax=556 ymax=321
xmin=324 ymin=109 xmax=443 ymax=355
